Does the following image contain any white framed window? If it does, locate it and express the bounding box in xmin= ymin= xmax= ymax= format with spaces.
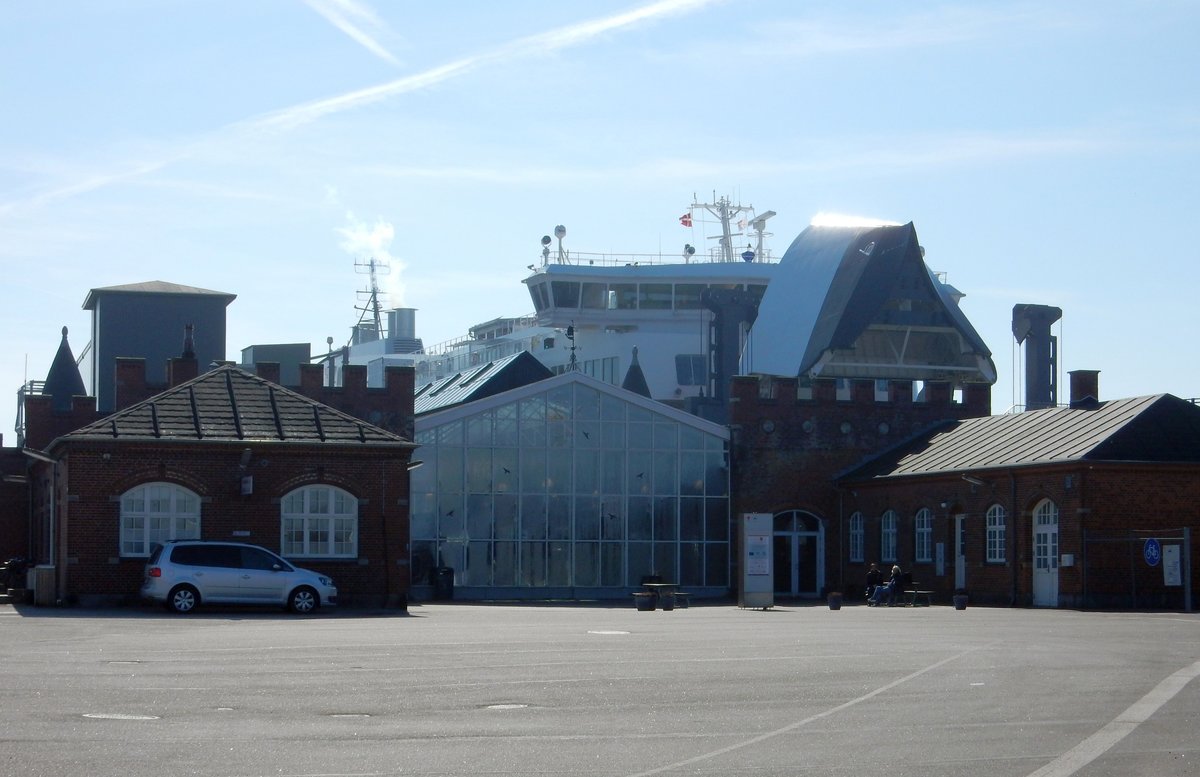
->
xmin=281 ymin=485 xmax=358 ymax=558
xmin=881 ymin=510 xmax=897 ymax=563
xmin=915 ymin=508 xmax=933 ymax=563
xmin=986 ymin=504 xmax=1007 ymax=562
xmin=120 ymin=482 xmax=200 ymax=557
xmin=849 ymin=512 xmax=864 ymax=563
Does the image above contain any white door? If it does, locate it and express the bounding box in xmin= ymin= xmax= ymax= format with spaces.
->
xmin=954 ymin=515 xmax=967 ymax=590
xmin=1032 ymin=501 xmax=1059 ymax=607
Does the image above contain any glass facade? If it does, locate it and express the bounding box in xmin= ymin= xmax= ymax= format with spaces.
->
xmin=410 ymin=378 xmax=729 ymax=595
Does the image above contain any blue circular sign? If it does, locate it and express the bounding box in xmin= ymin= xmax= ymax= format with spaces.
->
xmin=1144 ymin=538 xmax=1162 ymax=567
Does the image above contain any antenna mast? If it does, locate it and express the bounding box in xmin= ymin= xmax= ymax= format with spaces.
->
xmin=353 ymin=257 xmax=390 ymax=342
xmin=691 ymin=194 xmax=756 ymax=262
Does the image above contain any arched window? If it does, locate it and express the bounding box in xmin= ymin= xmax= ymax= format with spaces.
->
xmin=849 ymin=512 xmax=864 ymax=563
xmin=986 ymin=504 xmax=1007 ymax=562
xmin=914 ymin=508 xmax=933 ymax=563
xmin=881 ymin=510 xmax=897 ymax=563
xmin=281 ymin=485 xmax=358 ymax=558
xmin=120 ymin=482 xmax=200 ymax=557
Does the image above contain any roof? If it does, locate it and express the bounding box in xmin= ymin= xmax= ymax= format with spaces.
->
xmin=56 ymin=364 xmax=413 ymax=448
xmin=83 ymin=281 xmax=236 ymax=310
xmin=747 ymin=223 xmax=995 ymax=384
xmin=414 ymin=351 xmax=553 ymax=416
xmin=841 ymin=394 xmax=1200 ymax=482
xmin=416 ymin=369 xmax=730 ymax=440
xmin=43 ymin=327 xmax=86 ymax=411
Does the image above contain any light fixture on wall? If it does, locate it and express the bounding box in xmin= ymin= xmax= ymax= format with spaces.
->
xmin=961 ymin=474 xmax=987 ymax=487
xmin=407 ymin=460 xmax=425 ymax=471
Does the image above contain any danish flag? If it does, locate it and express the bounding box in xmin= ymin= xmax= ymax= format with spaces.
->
xmin=679 ymin=212 xmax=692 ymax=227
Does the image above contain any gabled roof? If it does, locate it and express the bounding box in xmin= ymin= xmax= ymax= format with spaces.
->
xmin=841 ymin=394 xmax=1200 ymax=483
xmin=416 ymin=369 xmax=729 ymax=440
xmin=83 ymin=281 xmax=236 ymax=309
xmin=748 ymin=223 xmax=995 ymax=385
xmin=414 ymin=351 xmax=553 ymax=416
xmin=56 ymin=364 xmax=413 ymax=448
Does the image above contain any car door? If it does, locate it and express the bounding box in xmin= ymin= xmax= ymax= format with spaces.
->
xmin=237 ymin=546 xmax=291 ymax=602
xmin=174 ymin=544 xmax=243 ymax=601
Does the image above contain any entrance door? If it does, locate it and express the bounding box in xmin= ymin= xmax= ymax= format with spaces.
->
xmin=772 ymin=511 xmax=823 ymax=597
xmin=954 ymin=515 xmax=967 ymax=591
xmin=1032 ymin=500 xmax=1059 ymax=607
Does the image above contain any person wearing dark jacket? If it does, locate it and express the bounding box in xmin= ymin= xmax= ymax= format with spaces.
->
xmin=864 ymin=563 xmax=882 ymax=602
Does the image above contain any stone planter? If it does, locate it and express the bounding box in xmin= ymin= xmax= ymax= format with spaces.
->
xmin=827 ymin=592 xmax=842 ymax=610
xmin=953 ymin=594 xmax=968 ymax=610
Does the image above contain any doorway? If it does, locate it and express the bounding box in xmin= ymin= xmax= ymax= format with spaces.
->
xmin=1032 ymin=500 xmax=1060 ymax=607
xmin=772 ymin=511 xmax=824 ymax=597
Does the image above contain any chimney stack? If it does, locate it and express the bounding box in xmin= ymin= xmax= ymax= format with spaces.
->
xmin=1069 ymin=370 xmax=1100 ymax=408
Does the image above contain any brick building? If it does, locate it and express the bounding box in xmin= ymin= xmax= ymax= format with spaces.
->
xmin=18 ymin=348 xmax=417 ymax=608
xmin=730 ymin=370 xmax=1200 ymax=608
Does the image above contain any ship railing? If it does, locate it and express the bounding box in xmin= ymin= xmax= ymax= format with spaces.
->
xmin=423 ymin=316 xmax=542 ymax=356
xmin=535 ymin=247 xmax=776 ymax=268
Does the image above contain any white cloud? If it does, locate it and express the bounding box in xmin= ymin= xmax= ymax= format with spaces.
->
xmin=336 ymin=212 xmax=407 ymax=308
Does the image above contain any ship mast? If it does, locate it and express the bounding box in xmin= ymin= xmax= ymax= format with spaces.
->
xmin=353 ymin=257 xmax=389 ymax=342
xmin=692 ymin=194 xmax=756 ymax=262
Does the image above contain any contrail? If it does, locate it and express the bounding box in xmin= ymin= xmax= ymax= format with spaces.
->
xmin=303 ymin=0 xmax=402 ymax=67
xmin=246 ymin=0 xmax=719 ymax=132
xmin=0 ymin=0 xmax=720 ymax=216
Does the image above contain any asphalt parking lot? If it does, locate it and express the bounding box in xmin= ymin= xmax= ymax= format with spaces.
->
xmin=1 ymin=600 xmax=1197 ymax=777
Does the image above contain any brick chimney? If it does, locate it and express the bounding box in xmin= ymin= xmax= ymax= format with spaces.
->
xmin=1069 ymin=369 xmax=1099 ymax=408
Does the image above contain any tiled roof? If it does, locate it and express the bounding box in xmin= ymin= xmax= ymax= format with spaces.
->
xmin=842 ymin=394 xmax=1200 ymax=481
xmin=59 ymin=364 xmax=413 ymax=447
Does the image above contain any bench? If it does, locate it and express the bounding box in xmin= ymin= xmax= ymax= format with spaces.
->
xmin=903 ymin=589 xmax=934 ymax=607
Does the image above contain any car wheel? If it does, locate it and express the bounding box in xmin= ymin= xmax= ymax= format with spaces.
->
xmin=167 ymin=585 xmax=199 ymax=614
xmin=288 ymin=586 xmax=319 ymax=614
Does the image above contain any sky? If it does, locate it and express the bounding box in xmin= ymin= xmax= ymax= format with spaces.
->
xmin=2 ymin=0 xmax=1198 ymax=437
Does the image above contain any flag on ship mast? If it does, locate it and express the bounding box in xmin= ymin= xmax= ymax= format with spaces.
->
xmin=679 ymin=212 xmax=692 ymax=227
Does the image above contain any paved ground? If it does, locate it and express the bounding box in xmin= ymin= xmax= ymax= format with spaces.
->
xmin=1 ymin=600 xmax=1198 ymax=777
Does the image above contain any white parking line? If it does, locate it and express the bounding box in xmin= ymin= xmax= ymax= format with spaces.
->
xmin=1024 ymin=658 xmax=1200 ymax=777
xmin=624 ymin=645 xmax=989 ymax=777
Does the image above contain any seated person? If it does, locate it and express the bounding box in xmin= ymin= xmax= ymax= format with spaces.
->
xmin=869 ymin=565 xmax=902 ymax=606
xmin=864 ymin=563 xmax=882 ymax=601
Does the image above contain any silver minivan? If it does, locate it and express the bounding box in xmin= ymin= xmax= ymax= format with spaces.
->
xmin=142 ymin=541 xmax=337 ymax=614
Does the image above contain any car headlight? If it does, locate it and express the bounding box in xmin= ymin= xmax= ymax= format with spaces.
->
xmin=318 ymin=576 xmax=333 ymax=586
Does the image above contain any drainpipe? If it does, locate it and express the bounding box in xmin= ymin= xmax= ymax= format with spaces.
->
xmin=22 ymin=448 xmax=58 ymax=601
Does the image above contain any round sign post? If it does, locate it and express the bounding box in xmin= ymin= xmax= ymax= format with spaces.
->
xmin=1144 ymin=538 xmax=1162 ymax=567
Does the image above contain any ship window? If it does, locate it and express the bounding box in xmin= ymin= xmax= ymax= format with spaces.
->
xmin=639 ymin=283 xmax=672 ymax=310
xmin=530 ymin=282 xmax=550 ymax=312
xmin=551 ymin=281 xmax=581 ymax=309
xmin=610 ymin=283 xmax=637 ymax=310
xmin=675 ymin=354 xmax=706 ymax=386
xmin=581 ymin=282 xmax=608 ymax=309
xmin=674 ymin=284 xmax=705 ymax=310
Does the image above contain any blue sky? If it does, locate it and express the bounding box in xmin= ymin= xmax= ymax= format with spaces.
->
xmin=2 ymin=0 xmax=1197 ymax=435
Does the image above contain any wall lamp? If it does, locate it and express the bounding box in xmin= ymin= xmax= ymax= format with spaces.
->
xmin=407 ymin=460 xmax=425 ymax=471
xmin=961 ymin=474 xmax=987 ymax=487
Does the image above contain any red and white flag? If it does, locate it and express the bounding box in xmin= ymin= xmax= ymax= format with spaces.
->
xmin=679 ymin=212 xmax=692 ymax=227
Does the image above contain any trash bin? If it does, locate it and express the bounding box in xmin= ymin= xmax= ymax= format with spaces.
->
xmin=431 ymin=567 xmax=454 ymax=601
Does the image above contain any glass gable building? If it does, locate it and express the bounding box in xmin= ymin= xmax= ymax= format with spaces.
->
xmin=410 ymin=372 xmax=730 ymax=599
